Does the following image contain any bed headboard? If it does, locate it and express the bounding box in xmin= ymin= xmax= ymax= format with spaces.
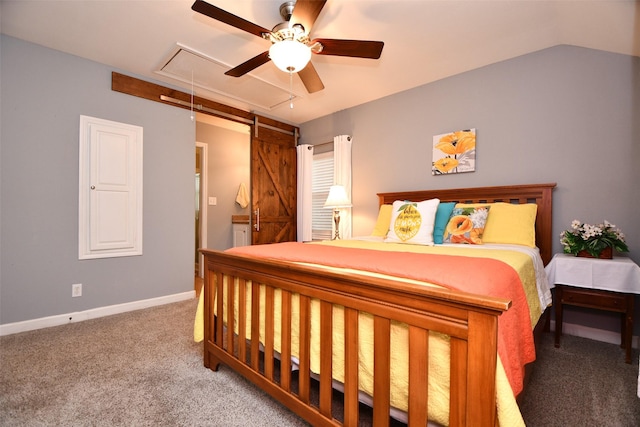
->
xmin=377 ymin=183 xmax=557 ymax=265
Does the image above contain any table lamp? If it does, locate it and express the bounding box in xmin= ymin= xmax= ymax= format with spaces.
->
xmin=323 ymin=185 xmax=352 ymax=240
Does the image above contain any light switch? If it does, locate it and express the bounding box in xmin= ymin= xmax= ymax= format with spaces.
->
xmin=208 ymin=197 xmax=217 ymax=206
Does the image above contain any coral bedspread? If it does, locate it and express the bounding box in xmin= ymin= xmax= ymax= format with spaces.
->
xmin=195 ymin=240 xmax=548 ymax=426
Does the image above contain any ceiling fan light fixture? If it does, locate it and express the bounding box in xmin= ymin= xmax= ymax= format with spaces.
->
xmin=269 ymin=40 xmax=311 ymax=73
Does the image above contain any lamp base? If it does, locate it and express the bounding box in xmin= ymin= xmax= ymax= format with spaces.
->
xmin=332 ymin=209 xmax=341 ymax=240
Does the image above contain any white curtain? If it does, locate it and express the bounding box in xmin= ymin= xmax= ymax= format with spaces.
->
xmin=333 ymin=135 xmax=352 ymax=239
xmin=296 ymin=144 xmax=314 ymax=242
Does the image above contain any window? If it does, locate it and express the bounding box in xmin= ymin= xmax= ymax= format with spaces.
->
xmin=311 ymin=151 xmax=334 ymax=240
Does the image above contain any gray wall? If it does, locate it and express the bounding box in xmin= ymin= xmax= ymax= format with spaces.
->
xmin=301 ymin=45 xmax=640 ymax=261
xmin=1 ymin=35 xmax=195 ymax=324
xmin=196 ymin=122 xmax=251 ymax=251
xmin=300 ymin=45 xmax=640 ymax=334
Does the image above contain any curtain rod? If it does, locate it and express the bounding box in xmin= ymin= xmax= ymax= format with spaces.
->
xmin=302 ymin=136 xmax=352 ymax=149
xmin=306 ymin=141 xmax=333 ymax=149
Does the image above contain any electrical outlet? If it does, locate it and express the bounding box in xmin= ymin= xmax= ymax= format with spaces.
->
xmin=72 ymin=283 xmax=82 ymax=297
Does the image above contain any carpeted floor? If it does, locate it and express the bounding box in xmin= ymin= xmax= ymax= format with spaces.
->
xmin=1 ymin=298 xmax=639 ymax=426
xmin=518 ymin=332 xmax=640 ymax=426
xmin=0 ymin=299 xmax=306 ymax=427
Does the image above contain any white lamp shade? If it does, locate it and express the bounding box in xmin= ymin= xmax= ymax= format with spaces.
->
xmin=269 ymin=40 xmax=312 ymax=73
xmin=323 ymin=185 xmax=352 ymax=208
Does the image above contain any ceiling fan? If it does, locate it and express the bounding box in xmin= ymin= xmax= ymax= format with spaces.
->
xmin=191 ymin=0 xmax=384 ymax=93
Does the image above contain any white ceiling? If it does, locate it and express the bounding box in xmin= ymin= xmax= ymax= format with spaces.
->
xmin=2 ymin=0 xmax=638 ymax=125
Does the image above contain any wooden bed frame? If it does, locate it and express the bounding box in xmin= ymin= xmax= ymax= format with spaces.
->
xmin=200 ymin=183 xmax=556 ymax=426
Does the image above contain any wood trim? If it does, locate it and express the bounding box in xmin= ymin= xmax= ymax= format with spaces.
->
xmin=111 ymin=72 xmax=298 ymax=134
xmin=231 ymin=215 xmax=249 ymax=224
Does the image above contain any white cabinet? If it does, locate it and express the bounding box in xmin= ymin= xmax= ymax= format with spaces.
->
xmin=78 ymin=115 xmax=143 ymax=259
xmin=233 ymin=223 xmax=250 ymax=247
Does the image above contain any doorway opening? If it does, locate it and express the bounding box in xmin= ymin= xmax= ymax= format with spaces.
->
xmin=195 ymin=142 xmax=208 ymax=280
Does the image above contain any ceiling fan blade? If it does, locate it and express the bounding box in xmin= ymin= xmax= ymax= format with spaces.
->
xmin=312 ymin=38 xmax=384 ymax=59
xmin=298 ymin=62 xmax=324 ymax=93
xmin=192 ymin=0 xmax=270 ymax=38
xmin=290 ymin=0 xmax=327 ymax=34
xmin=225 ymin=51 xmax=271 ymax=77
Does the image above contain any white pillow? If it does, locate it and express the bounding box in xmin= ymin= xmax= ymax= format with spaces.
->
xmin=384 ymin=198 xmax=440 ymax=245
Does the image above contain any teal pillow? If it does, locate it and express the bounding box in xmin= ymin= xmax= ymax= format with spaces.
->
xmin=433 ymin=202 xmax=456 ymax=244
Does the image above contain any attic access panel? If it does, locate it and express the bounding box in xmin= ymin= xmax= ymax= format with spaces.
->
xmin=156 ymin=45 xmax=297 ymax=110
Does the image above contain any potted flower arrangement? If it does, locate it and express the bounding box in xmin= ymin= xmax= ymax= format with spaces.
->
xmin=560 ymin=220 xmax=629 ymax=258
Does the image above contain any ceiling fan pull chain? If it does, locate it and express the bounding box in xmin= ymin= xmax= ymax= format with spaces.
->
xmin=289 ymin=71 xmax=294 ymax=109
xmin=190 ymin=69 xmax=194 ymax=121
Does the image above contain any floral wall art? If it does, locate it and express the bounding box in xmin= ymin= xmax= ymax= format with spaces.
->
xmin=432 ymin=129 xmax=476 ymax=175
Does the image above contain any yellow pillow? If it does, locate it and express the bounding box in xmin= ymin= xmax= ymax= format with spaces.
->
xmin=371 ymin=204 xmax=393 ymax=237
xmin=482 ymin=202 xmax=538 ymax=247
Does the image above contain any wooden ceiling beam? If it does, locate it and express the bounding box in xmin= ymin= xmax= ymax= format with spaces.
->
xmin=111 ymin=72 xmax=298 ymax=134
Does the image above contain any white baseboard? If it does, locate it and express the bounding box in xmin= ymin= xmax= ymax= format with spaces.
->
xmin=550 ymin=319 xmax=639 ymax=349
xmin=0 ymin=291 xmax=196 ymax=337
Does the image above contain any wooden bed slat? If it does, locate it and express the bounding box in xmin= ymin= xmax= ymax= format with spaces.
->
xmin=449 ymin=338 xmax=468 ymax=426
xmin=215 ymin=272 xmax=224 ymax=348
xmin=238 ymin=278 xmax=247 ymax=364
xmin=250 ymin=283 xmax=261 ymax=371
xmin=265 ymin=286 xmax=275 ymax=380
xmin=466 ymin=311 xmax=498 ymax=425
xmin=280 ymin=289 xmax=292 ymax=391
xmin=373 ymin=316 xmax=391 ymax=426
xmin=319 ymin=301 xmax=333 ymax=417
xmin=203 ymin=269 xmax=219 ymax=370
xmin=408 ymin=326 xmax=429 ymax=425
xmin=344 ymin=307 xmax=359 ymax=426
xmin=299 ymin=295 xmax=311 ymax=404
xmin=226 ymin=277 xmax=235 ymax=355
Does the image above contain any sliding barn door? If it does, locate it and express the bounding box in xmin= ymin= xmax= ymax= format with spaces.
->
xmin=251 ymin=126 xmax=297 ymax=244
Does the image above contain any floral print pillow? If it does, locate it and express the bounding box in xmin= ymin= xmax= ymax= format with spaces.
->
xmin=443 ymin=205 xmax=491 ymax=244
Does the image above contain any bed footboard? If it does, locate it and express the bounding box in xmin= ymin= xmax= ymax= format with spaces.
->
xmin=201 ymin=249 xmax=510 ymax=427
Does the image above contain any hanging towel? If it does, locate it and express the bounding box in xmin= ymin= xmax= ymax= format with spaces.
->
xmin=235 ymin=182 xmax=249 ymax=208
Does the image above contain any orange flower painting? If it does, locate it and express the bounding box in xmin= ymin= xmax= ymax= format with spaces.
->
xmin=432 ymin=129 xmax=476 ymax=175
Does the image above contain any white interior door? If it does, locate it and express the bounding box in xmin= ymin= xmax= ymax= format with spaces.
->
xmin=79 ymin=115 xmax=143 ymax=259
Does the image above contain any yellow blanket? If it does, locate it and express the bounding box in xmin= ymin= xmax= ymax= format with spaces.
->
xmin=195 ymin=241 xmax=545 ymax=426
